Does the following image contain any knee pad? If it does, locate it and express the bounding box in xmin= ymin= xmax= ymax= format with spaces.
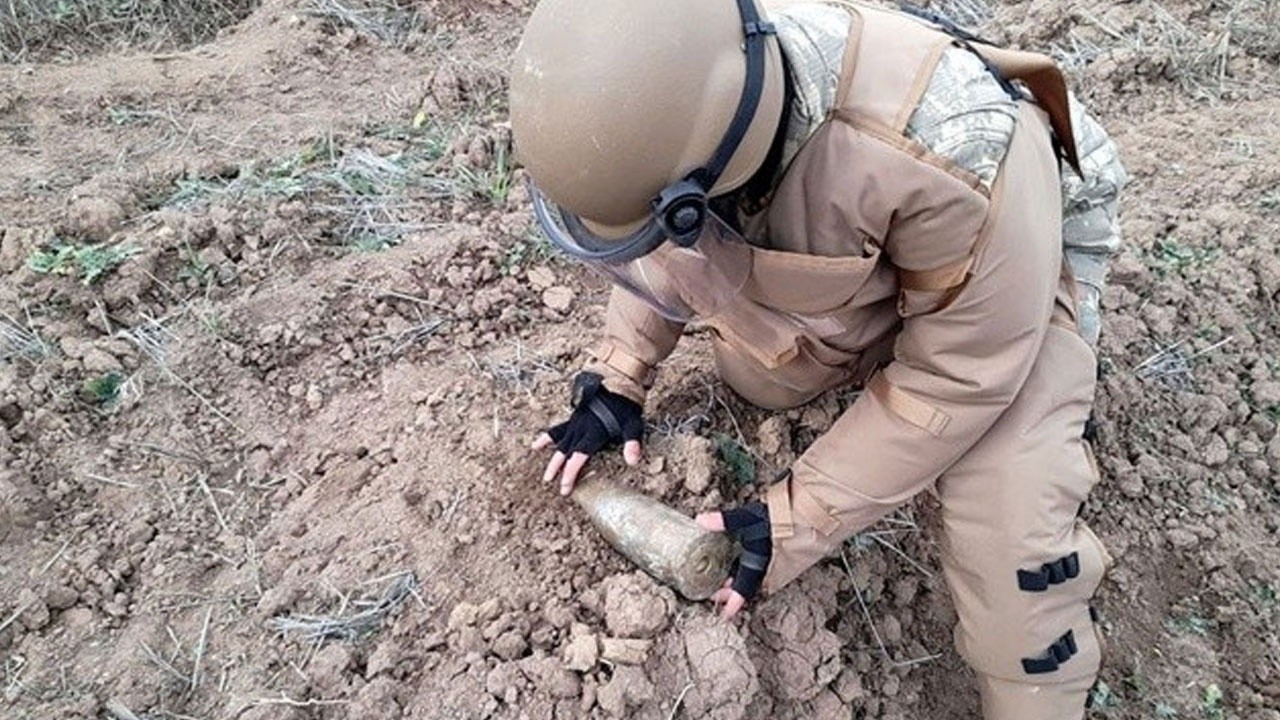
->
xmin=953 ymin=521 xmax=1111 ymax=688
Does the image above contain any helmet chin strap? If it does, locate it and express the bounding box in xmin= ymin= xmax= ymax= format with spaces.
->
xmin=652 ymin=0 xmax=776 ymax=247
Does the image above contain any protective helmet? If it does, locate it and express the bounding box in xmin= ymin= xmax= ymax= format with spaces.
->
xmin=510 ymin=0 xmax=785 ymax=319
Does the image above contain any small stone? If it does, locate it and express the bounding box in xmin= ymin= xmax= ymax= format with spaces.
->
xmin=125 ymin=520 xmax=156 ymax=545
xmin=1118 ymin=472 xmax=1146 ymax=499
xmin=680 ymin=435 xmax=715 ymax=495
xmin=0 ymin=401 xmax=21 ymax=429
xmin=562 ymin=625 xmax=599 ymax=672
xmin=485 ymin=662 xmax=524 ymax=702
xmin=45 ymin=584 xmax=79 ymax=610
xmin=810 ymin=689 xmax=845 ymax=718
xmin=491 ymin=630 xmax=529 ymax=661
xmin=476 ymin=598 xmax=503 ymax=623
xmin=1203 ymin=435 xmax=1230 ymax=467
xmin=833 ymin=668 xmax=866 ymax=703
xmin=1253 ymin=381 xmax=1280 ymax=407
xmin=881 ymin=614 xmax=903 ymax=645
xmin=366 ymin=641 xmax=401 ymax=679
xmin=1167 ymin=528 xmax=1199 ymax=549
xmin=542 ymin=286 xmax=575 ymax=312
xmin=597 ymin=666 xmax=654 ymax=718
xmin=757 ymin=416 xmax=790 ymax=456
xmin=601 ymin=572 xmax=675 ymax=638
xmin=450 ymin=627 xmax=485 ymax=654
xmin=67 ymin=196 xmax=125 ymax=242
xmin=61 ymin=607 xmax=94 ymax=630
xmin=892 ymin=578 xmax=918 ymax=607
xmin=16 ymin=588 xmax=50 ymax=630
xmin=599 ymin=637 xmax=652 ymax=666
xmin=448 ymin=602 xmax=480 ymax=630
xmin=81 ymin=348 xmax=122 ymax=374
xmin=527 ymin=266 xmax=556 ymax=290
xmin=882 ymin=673 xmax=901 ymax=698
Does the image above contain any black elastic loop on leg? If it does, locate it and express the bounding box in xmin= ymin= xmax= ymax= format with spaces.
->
xmin=1047 ymin=561 xmax=1067 ymax=585
xmin=1022 ymin=630 xmax=1078 ymax=675
xmin=1017 ymin=568 xmax=1050 ymax=593
xmin=1063 ymin=552 xmax=1081 ymax=579
xmin=1017 ymin=552 xmax=1082 ymax=592
xmin=1083 ymin=414 xmax=1099 ymax=443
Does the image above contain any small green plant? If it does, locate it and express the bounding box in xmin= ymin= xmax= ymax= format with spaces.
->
xmin=1201 ymin=683 xmax=1223 ymax=720
xmin=106 ymin=106 xmax=163 ymax=126
xmin=1149 ymin=237 xmax=1220 ymax=277
xmin=28 ymin=242 xmax=140 ymax=285
xmin=713 ymin=433 xmax=757 ymax=486
xmin=501 ymin=225 xmax=558 ymax=275
xmin=178 ymin=242 xmax=213 ymax=284
xmin=454 ymin=144 xmax=514 ymax=208
xmin=1154 ymin=702 xmax=1178 ymax=719
xmin=1251 ymin=583 xmax=1278 ymax=611
xmin=1124 ymin=671 xmax=1150 ymax=697
xmin=1089 ymin=680 xmax=1120 ymax=714
xmin=82 ymin=372 xmax=125 ymax=406
xmin=1165 ymin=613 xmax=1215 ymax=636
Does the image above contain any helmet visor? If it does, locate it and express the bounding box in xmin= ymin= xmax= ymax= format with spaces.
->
xmin=529 ymin=183 xmax=751 ymax=322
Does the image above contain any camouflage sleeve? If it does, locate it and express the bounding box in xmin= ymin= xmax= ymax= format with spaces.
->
xmin=1061 ymin=94 xmax=1128 ymax=347
xmin=906 ymin=47 xmax=1019 ymax=192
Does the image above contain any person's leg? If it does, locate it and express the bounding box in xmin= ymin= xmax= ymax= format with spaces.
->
xmin=937 ymin=314 xmax=1111 ymax=720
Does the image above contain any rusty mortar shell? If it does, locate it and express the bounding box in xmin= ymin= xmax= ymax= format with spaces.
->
xmin=571 ymin=477 xmax=737 ymax=601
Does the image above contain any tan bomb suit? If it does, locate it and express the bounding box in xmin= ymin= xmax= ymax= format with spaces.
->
xmin=586 ymin=5 xmax=1115 ymax=718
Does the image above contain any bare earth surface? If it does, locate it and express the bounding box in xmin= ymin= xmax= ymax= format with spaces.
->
xmin=1 ymin=1 xmax=1278 ymax=719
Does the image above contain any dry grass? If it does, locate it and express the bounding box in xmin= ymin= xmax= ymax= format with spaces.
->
xmin=165 ymin=133 xmax=464 ymax=251
xmin=303 ymin=0 xmax=425 ymax=48
xmin=923 ymin=0 xmax=993 ymax=30
xmin=267 ymin=571 xmax=420 ymax=642
xmin=1134 ymin=336 xmax=1235 ymax=389
xmin=0 ymin=308 xmax=50 ymax=363
xmin=1068 ymin=0 xmax=1280 ymax=99
xmin=0 ymin=0 xmax=257 ymax=63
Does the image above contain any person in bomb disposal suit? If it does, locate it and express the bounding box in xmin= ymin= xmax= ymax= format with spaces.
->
xmin=511 ymin=1 xmax=1127 ymax=717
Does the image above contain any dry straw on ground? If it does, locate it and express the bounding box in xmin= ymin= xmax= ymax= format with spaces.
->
xmin=267 ymin=572 xmax=421 ymax=642
xmin=0 ymin=0 xmax=257 ymax=62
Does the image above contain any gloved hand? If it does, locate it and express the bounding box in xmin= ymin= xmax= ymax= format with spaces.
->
xmin=532 ymin=372 xmax=645 ymax=495
xmin=696 ymin=502 xmax=772 ymax=618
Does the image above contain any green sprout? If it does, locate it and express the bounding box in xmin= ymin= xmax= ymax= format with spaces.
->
xmin=28 ymin=242 xmax=140 ymax=285
xmin=82 ymin=372 xmax=125 ymax=407
xmin=713 ymin=433 xmax=757 ymax=486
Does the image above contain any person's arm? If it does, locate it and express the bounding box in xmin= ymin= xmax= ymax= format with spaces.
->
xmin=1061 ymin=93 xmax=1128 ymax=347
xmin=762 ymin=103 xmax=1065 ymax=593
xmin=533 ymin=286 xmax=685 ymax=493
xmin=583 ymin=286 xmax=686 ymax=406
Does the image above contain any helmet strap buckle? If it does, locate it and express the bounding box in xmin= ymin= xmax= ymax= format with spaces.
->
xmin=653 ymin=179 xmax=709 ymax=247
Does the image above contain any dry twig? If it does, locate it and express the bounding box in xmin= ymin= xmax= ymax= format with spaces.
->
xmin=267 ymin=572 xmax=419 ymax=642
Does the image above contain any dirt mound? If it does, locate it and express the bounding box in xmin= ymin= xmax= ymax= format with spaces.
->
xmin=1 ymin=1 xmax=1280 ymax=719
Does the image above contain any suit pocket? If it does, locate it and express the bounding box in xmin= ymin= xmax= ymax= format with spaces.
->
xmin=743 ymin=242 xmax=882 ymax=316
